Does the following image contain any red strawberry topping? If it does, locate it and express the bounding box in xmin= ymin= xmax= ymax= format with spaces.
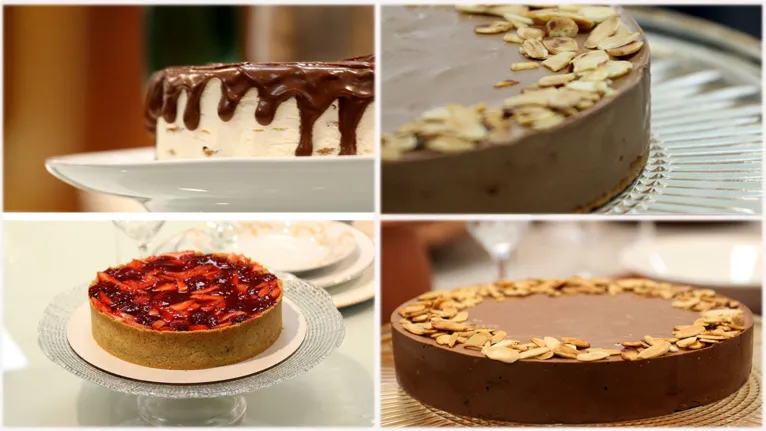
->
xmin=88 ymin=252 xmax=281 ymax=332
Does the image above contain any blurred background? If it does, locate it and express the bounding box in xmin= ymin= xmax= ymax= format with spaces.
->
xmin=4 ymin=5 xmax=374 ymax=212
xmin=382 ymin=221 xmax=762 ymax=322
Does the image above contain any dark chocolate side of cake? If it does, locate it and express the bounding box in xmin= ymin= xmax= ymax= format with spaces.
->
xmin=144 ymin=56 xmax=374 ymax=156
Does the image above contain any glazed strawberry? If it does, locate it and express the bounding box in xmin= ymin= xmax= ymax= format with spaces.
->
xmin=88 ymin=251 xmax=282 ymax=332
xmin=89 ymin=251 xmax=283 ymax=370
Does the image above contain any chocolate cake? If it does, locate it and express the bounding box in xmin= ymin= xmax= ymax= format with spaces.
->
xmin=145 ymin=55 xmax=375 ymax=158
xmin=391 ymin=277 xmax=753 ymax=424
xmin=381 ymin=5 xmax=650 ymax=213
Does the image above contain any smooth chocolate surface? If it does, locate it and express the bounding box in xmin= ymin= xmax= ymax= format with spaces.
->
xmin=381 ymin=6 xmax=651 ymax=213
xmin=145 ymin=55 xmax=374 ymax=156
xmin=391 ymin=293 xmax=754 ymax=423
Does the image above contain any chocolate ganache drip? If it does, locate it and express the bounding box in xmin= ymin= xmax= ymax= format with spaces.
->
xmin=145 ymin=55 xmax=374 ymax=156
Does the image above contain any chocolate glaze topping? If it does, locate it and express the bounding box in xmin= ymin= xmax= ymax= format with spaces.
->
xmin=145 ymin=55 xmax=375 ymax=156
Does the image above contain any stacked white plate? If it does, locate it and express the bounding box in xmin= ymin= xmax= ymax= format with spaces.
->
xmin=156 ymin=221 xmax=375 ymax=308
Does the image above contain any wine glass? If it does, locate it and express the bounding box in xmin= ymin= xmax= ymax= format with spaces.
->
xmin=205 ymin=221 xmax=240 ymax=251
xmin=113 ymin=221 xmax=165 ymax=259
xmin=467 ymin=221 xmax=530 ymax=281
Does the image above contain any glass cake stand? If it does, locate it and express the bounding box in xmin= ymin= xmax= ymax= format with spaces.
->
xmin=598 ymin=8 xmax=762 ymax=214
xmin=380 ymin=317 xmax=762 ymax=427
xmin=38 ymin=276 xmax=345 ymax=427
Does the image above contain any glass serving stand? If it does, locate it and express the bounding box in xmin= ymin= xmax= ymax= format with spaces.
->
xmin=38 ymin=275 xmax=344 ymax=426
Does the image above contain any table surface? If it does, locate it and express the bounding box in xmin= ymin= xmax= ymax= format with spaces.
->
xmin=2 ymin=220 xmax=374 ymax=427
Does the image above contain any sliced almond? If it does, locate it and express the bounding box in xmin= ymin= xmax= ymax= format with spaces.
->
xmin=542 ymin=37 xmax=578 ymax=54
xmin=528 ymin=10 xmax=594 ymax=31
xmin=504 ymin=89 xmax=554 ymax=107
xmin=531 ymin=113 xmax=565 ymax=130
xmin=493 ymin=339 xmax=518 ymax=349
xmin=452 ymin=311 xmax=469 ymax=322
xmin=537 ymin=351 xmax=555 ymax=360
xmin=562 ymin=337 xmax=590 ymax=349
xmin=584 ymin=16 xmax=619 ymax=48
xmin=602 ymin=60 xmax=633 ymax=78
xmin=431 ymin=320 xmax=468 ymax=332
xmin=484 ymin=345 xmax=521 ymax=363
xmin=597 ymin=32 xmax=641 ymax=50
xmin=543 ymin=336 xmax=561 ymax=349
xmin=588 ymin=348 xmax=622 ymax=356
xmin=522 ymin=39 xmax=549 ymax=60
xmin=643 ymin=335 xmax=659 ymax=346
xmin=576 ymin=350 xmax=610 ymax=361
xmin=547 ymin=89 xmax=583 ymax=109
xmin=494 ymin=79 xmax=520 ymax=88
xmin=512 ymin=106 xmax=556 ymax=126
xmin=542 ymin=52 xmax=576 ymax=72
xmin=491 ymin=330 xmax=508 ymax=344
xmin=539 ymin=73 xmax=576 ymax=87
xmin=571 ymin=50 xmax=609 ymax=72
xmin=546 ymin=17 xmax=578 ymax=38
xmin=674 ymin=325 xmax=705 ymax=339
xmin=455 ymin=5 xmax=490 ymax=14
xmin=502 ymin=12 xmax=533 ymax=25
xmin=464 ymin=332 xmax=492 ymax=349
xmin=637 ymin=340 xmax=671 ymax=359
xmin=579 ymin=6 xmax=618 ymax=23
xmin=475 ymin=21 xmax=513 ymax=35
xmin=503 ymin=32 xmax=524 ymax=44
xmin=426 ymin=136 xmax=474 ymax=153
xmin=402 ymin=321 xmax=427 ymax=335
xmin=621 ymin=349 xmax=639 ymax=361
xmin=607 ymin=41 xmax=645 ymax=57
xmin=486 ymin=5 xmax=529 ymax=17
xmin=552 ymin=343 xmax=579 ymax=359
xmin=687 ymin=340 xmax=705 ymax=349
xmin=411 ymin=314 xmax=429 ymax=323
xmin=511 ymin=61 xmax=541 ymax=71
xmin=520 ymin=347 xmax=551 ymax=359
xmin=530 ymin=337 xmax=547 ymax=348
xmin=448 ymin=332 xmax=459 ymax=348
xmin=575 ymin=99 xmax=595 ymax=110
xmin=436 ymin=334 xmax=451 ymax=345
xmin=580 ymin=67 xmax=609 ymax=82
xmin=400 ymin=304 xmax=426 ymax=316
xmin=518 ymin=27 xmax=545 ymax=40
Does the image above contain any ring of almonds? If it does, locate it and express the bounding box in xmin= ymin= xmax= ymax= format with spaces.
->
xmin=382 ymin=5 xmax=645 ymax=160
xmin=398 ymin=277 xmax=746 ymax=364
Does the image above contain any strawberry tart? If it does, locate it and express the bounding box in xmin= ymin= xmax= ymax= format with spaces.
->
xmin=88 ymin=251 xmax=283 ymax=370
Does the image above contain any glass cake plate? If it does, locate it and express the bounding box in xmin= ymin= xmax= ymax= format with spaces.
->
xmin=38 ymin=275 xmax=345 ymax=426
xmin=599 ymin=8 xmax=762 ymax=214
xmin=380 ymin=317 xmax=762 ymax=427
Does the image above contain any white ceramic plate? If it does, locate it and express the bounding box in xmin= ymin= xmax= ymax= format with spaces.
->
xmin=326 ymin=265 xmax=375 ymax=309
xmin=230 ymin=222 xmax=357 ymax=273
xmin=292 ymin=225 xmax=375 ymax=288
xmin=45 ymin=147 xmax=374 ymax=212
xmin=67 ymin=297 xmax=306 ymax=384
xmin=620 ymin=234 xmax=762 ymax=287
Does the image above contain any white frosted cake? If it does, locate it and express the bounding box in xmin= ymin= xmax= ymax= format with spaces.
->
xmin=145 ymin=55 xmax=375 ymax=159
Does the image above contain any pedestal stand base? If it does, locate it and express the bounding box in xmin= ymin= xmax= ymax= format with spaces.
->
xmin=137 ymin=395 xmax=246 ymax=426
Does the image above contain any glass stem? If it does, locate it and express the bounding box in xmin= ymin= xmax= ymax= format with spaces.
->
xmin=495 ymin=251 xmax=511 ymax=281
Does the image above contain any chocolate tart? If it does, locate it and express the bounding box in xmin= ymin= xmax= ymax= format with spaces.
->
xmin=88 ymin=251 xmax=283 ymax=370
xmin=381 ymin=5 xmax=650 ymax=213
xmin=391 ymin=278 xmax=753 ymax=424
xmin=145 ymin=55 xmax=375 ymax=159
